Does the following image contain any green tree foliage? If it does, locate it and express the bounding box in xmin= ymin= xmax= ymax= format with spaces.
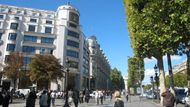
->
xmin=29 ymin=54 xmax=64 ymax=89
xmin=144 ymin=84 xmax=152 ymax=91
xmin=3 ymin=52 xmax=24 ymax=89
xmin=127 ymin=57 xmax=144 ymax=88
xmin=110 ymin=68 xmax=124 ymax=90
xmin=166 ymin=73 xmax=187 ymax=87
xmin=124 ymin=1 xmax=190 ymax=104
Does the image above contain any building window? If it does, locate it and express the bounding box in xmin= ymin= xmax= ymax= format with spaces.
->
xmin=40 ymin=48 xmax=53 ymax=54
xmin=17 ymin=10 xmax=22 ymax=14
xmin=6 ymin=44 xmax=15 ymax=51
xmin=69 ymin=23 xmax=77 ymax=28
xmin=41 ymin=37 xmax=54 ymax=44
xmin=8 ymin=33 xmax=17 ymax=40
xmin=0 ymin=33 xmax=3 ymax=39
xmin=30 ymin=18 xmax=37 ymax=23
xmin=69 ymin=61 xmax=78 ymax=69
xmin=28 ymin=25 xmax=36 ymax=32
xmin=67 ymin=30 xmax=79 ymax=38
xmin=10 ymin=23 xmax=18 ymax=30
xmin=24 ymin=35 xmax=37 ymax=42
xmin=46 ymin=20 xmax=52 ymax=24
xmin=22 ymin=46 xmax=36 ymax=53
xmin=45 ymin=27 xmax=52 ymax=33
xmin=0 ymin=15 xmax=4 ymax=19
xmin=23 ymin=57 xmax=31 ymax=65
xmin=69 ymin=12 xmax=79 ymax=24
xmin=66 ymin=50 xmax=79 ymax=58
xmin=67 ymin=40 xmax=79 ymax=48
xmin=14 ymin=17 xmax=19 ymax=20
xmin=0 ymin=8 xmax=7 ymax=13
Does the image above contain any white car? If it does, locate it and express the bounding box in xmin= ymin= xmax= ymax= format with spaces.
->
xmin=89 ymin=91 xmax=96 ymax=98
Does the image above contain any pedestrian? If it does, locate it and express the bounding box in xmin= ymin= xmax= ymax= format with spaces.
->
xmin=51 ymin=91 xmax=56 ymax=106
xmin=10 ymin=89 xmax=14 ymax=103
xmin=47 ymin=91 xmax=51 ymax=107
xmin=0 ymin=91 xmax=3 ymax=105
xmin=161 ymin=88 xmax=175 ymax=107
xmin=39 ymin=90 xmax=48 ymax=107
xmin=2 ymin=91 xmax=11 ymax=107
xmin=100 ymin=91 xmax=104 ymax=105
xmin=72 ymin=89 xmax=79 ymax=107
xmin=79 ymin=91 xmax=84 ymax=103
xmin=95 ymin=90 xmax=99 ymax=105
xmin=68 ymin=89 xmax=73 ymax=106
xmin=114 ymin=91 xmax=124 ymax=107
xmin=125 ymin=91 xmax=128 ymax=102
xmin=26 ymin=90 xmax=37 ymax=107
xmin=84 ymin=89 xmax=90 ymax=103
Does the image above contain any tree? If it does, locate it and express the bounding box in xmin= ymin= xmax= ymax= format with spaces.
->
xmin=166 ymin=73 xmax=187 ymax=87
xmin=3 ymin=52 xmax=24 ymax=89
xmin=144 ymin=84 xmax=152 ymax=91
xmin=124 ymin=1 xmax=188 ymax=105
xmin=127 ymin=57 xmax=144 ymax=88
xmin=28 ymin=54 xmax=64 ymax=89
xmin=110 ymin=68 xmax=124 ymax=90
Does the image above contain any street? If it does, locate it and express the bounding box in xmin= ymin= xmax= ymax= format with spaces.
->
xmin=8 ymin=95 xmax=185 ymax=107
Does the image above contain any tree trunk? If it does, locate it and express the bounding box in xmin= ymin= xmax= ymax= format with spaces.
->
xmin=157 ymin=56 xmax=166 ymax=107
xmin=13 ymin=78 xmax=16 ymax=90
xmin=186 ymin=53 xmax=190 ymax=101
xmin=186 ymin=53 xmax=190 ymax=86
xmin=167 ymin=54 xmax=176 ymax=97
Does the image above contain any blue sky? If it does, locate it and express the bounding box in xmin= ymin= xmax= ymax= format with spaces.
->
xmin=0 ymin=0 xmax=186 ymax=84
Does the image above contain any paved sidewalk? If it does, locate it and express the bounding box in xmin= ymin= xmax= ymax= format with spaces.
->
xmin=8 ymin=95 xmax=162 ymax=107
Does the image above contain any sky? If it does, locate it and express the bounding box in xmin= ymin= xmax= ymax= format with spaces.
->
xmin=0 ymin=0 xmax=186 ymax=84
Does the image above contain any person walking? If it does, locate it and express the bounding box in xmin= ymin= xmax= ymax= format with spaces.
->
xmin=2 ymin=91 xmax=11 ymax=107
xmin=100 ymin=91 xmax=104 ymax=105
xmin=161 ymin=89 xmax=175 ymax=107
xmin=79 ymin=91 xmax=84 ymax=103
xmin=84 ymin=89 xmax=90 ymax=103
xmin=0 ymin=91 xmax=3 ymax=105
xmin=47 ymin=91 xmax=51 ymax=107
xmin=26 ymin=90 xmax=37 ymax=107
xmin=68 ymin=89 xmax=73 ymax=106
xmin=39 ymin=90 xmax=48 ymax=107
xmin=95 ymin=90 xmax=100 ymax=105
xmin=72 ymin=89 xmax=79 ymax=107
xmin=125 ymin=91 xmax=128 ymax=102
xmin=114 ymin=91 xmax=124 ymax=107
xmin=51 ymin=91 xmax=56 ymax=107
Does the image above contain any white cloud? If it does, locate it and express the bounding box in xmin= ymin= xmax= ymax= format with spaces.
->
xmin=142 ymin=69 xmax=155 ymax=85
xmin=144 ymin=57 xmax=156 ymax=63
xmin=144 ymin=68 xmax=155 ymax=76
xmin=144 ymin=55 xmax=182 ymax=64
xmin=163 ymin=55 xmax=182 ymax=61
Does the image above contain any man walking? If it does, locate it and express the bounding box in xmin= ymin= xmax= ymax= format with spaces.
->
xmin=161 ymin=89 xmax=175 ymax=107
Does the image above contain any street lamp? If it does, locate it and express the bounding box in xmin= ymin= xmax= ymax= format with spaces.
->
xmin=63 ymin=58 xmax=70 ymax=107
xmin=150 ymin=76 xmax=154 ymax=99
xmin=154 ymin=64 xmax=159 ymax=100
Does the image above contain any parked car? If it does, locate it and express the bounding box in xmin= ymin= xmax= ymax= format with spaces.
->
xmin=89 ymin=91 xmax=96 ymax=98
xmin=146 ymin=91 xmax=156 ymax=99
xmin=175 ymin=88 xmax=187 ymax=104
xmin=140 ymin=92 xmax=148 ymax=98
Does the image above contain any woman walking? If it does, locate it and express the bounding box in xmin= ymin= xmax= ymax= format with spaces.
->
xmin=114 ymin=91 xmax=124 ymax=107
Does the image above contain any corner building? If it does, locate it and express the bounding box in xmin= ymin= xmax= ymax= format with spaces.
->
xmin=0 ymin=3 xmax=90 ymax=91
xmin=87 ymin=36 xmax=111 ymax=90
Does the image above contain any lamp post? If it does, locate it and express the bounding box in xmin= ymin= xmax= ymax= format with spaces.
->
xmin=150 ymin=76 xmax=154 ymax=99
xmin=154 ymin=64 xmax=159 ymax=100
xmin=63 ymin=58 xmax=70 ymax=107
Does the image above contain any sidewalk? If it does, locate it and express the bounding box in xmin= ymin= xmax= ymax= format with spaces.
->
xmin=8 ymin=95 xmax=161 ymax=107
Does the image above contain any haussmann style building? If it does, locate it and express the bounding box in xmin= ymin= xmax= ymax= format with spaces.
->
xmin=0 ymin=3 xmax=111 ymax=91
